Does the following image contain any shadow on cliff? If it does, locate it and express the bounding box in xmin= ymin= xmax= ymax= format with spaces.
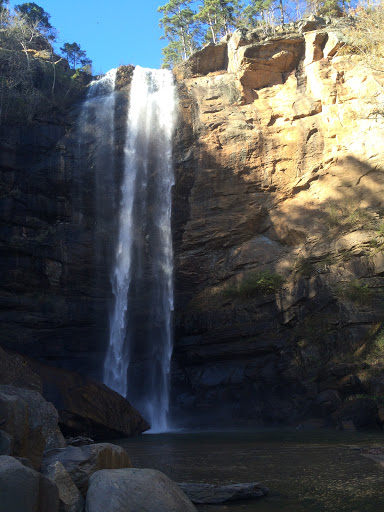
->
xmin=171 ymin=135 xmax=384 ymax=427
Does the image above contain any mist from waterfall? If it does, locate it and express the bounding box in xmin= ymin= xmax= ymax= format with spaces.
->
xmin=103 ymin=66 xmax=176 ymax=432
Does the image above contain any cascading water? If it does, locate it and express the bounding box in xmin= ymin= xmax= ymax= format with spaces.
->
xmin=103 ymin=66 xmax=177 ymax=432
xmin=77 ymin=68 xmax=118 ymax=264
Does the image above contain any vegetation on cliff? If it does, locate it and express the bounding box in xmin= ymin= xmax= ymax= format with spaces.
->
xmin=0 ymin=1 xmax=92 ymax=123
xmin=158 ymin=0 xmax=383 ymax=67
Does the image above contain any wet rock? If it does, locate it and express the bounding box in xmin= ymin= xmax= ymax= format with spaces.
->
xmin=0 ymin=385 xmax=65 ymax=469
xmin=45 ymin=461 xmax=84 ymax=512
xmin=42 ymin=443 xmax=132 ymax=495
xmin=177 ymin=482 xmax=268 ymax=504
xmin=85 ymin=468 xmax=197 ymax=512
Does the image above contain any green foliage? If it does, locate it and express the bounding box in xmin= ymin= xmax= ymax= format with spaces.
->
xmin=158 ymin=0 xmax=200 ymax=63
xmin=161 ymin=40 xmax=185 ymax=68
xmin=60 ymin=41 xmax=92 ymax=71
xmin=0 ymin=3 xmax=90 ymax=123
xmin=240 ymin=0 xmax=274 ymax=27
xmin=223 ymin=270 xmax=285 ymax=299
xmin=194 ymin=0 xmax=242 ymax=44
xmin=294 ymin=257 xmax=314 ymax=277
xmin=306 ymin=0 xmax=347 ymax=16
xmin=15 ymin=2 xmax=51 ymax=28
xmin=336 ymin=279 xmax=374 ymax=304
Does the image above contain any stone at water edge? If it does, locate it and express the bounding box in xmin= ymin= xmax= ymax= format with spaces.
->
xmin=176 ymin=482 xmax=268 ymax=504
xmin=42 ymin=442 xmax=132 ymax=496
xmin=85 ymin=468 xmax=197 ymax=512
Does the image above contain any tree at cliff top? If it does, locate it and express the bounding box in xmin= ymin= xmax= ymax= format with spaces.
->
xmin=0 ymin=3 xmax=89 ymax=123
xmin=158 ymin=0 xmax=199 ymax=67
xmin=194 ymin=0 xmax=243 ymax=44
xmin=60 ymin=41 xmax=92 ymax=72
xmin=14 ymin=2 xmax=56 ymax=40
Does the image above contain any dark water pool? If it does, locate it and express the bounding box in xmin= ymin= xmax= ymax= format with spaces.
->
xmin=117 ymin=430 xmax=384 ymax=512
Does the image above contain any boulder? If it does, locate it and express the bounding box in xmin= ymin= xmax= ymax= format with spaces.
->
xmin=42 ymin=443 xmax=132 ymax=495
xmin=0 ymin=385 xmax=66 ymax=469
xmin=26 ymin=361 xmax=150 ymax=439
xmin=177 ymin=482 xmax=268 ymax=503
xmin=45 ymin=461 xmax=84 ymax=512
xmin=0 ymin=455 xmax=59 ymax=512
xmin=173 ymin=44 xmax=227 ymax=80
xmin=85 ymin=468 xmax=197 ymax=512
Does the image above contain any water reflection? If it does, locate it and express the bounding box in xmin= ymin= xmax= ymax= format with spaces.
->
xmin=118 ymin=430 xmax=384 ymax=512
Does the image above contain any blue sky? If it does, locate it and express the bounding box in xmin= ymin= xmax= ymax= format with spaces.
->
xmin=11 ymin=0 xmax=167 ymax=73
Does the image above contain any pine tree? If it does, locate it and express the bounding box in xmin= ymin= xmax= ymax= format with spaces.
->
xmin=158 ymin=0 xmax=199 ymax=63
xmin=60 ymin=42 xmax=91 ymax=69
xmin=194 ymin=0 xmax=242 ymax=44
xmin=240 ymin=0 xmax=274 ymax=27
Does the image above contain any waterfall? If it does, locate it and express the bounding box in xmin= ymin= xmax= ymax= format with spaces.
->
xmin=103 ymin=66 xmax=176 ymax=432
xmin=77 ymin=68 xmax=118 ymax=259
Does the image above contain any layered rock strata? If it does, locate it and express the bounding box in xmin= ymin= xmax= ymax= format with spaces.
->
xmin=171 ymin=18 xmax=384 ymax=426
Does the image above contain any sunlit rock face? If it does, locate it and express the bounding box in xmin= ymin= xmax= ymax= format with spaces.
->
xmin=171 ymin=20 xmax=384 ymax=427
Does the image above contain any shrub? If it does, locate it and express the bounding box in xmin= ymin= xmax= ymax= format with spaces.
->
xmin=336 ymin=279 xmax=374 ymax=304
xmin=343 ymin=0 xmax=384 ymax=70
xmin=294 ymin=257 xmax=314 ymax=278
xmin=223 ymin=270 xmax=285 ymax=299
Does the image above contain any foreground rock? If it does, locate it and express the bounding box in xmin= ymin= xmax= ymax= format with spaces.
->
xmin=177 ymin=482 xmax=268 ymax=503
xmin=0 ymin=385 xmax=66 ymax=469
xmin=86 ymin=468 xmax=197 ymax=512
xmin=42 ymin=443 xmax=132 ymax=495
xmin=45 ymin=461 xmax=84 ymax=512
xmin=0 ymin=455 xmax=59 ymax=512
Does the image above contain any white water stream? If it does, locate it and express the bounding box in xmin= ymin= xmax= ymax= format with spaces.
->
xmin=103 ymin=66 xmax=176 ymax=432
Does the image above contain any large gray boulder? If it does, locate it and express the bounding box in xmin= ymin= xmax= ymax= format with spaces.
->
xmin=45 ymin=460 xmax=84 ymax=512
xmin=85 ymin=468 xmax=197 ymax=512
xmin=42 ymin=443 xmax=132 ymax=495
xmin=0 ymin=385 xmax=65 ymax=469
xmin=0 ymin=455 xmax=59 ymax=512
xmin=177 ymin=482 xmax=268 ymax=503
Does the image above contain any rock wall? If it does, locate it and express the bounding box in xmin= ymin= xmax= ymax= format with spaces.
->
xmin=171 ymin=18 xmax=384 ymax=427
xmin=0 ymin=86 xmax=129 ymax=380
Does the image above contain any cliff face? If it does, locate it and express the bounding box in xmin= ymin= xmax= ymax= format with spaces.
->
xmin=0 ymin=102 xmax=123 ymax=379
xmin=171 ymin=19 xmax=384 ymax=426
xmin=1 ymin=25 xmax=384 ymax=429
